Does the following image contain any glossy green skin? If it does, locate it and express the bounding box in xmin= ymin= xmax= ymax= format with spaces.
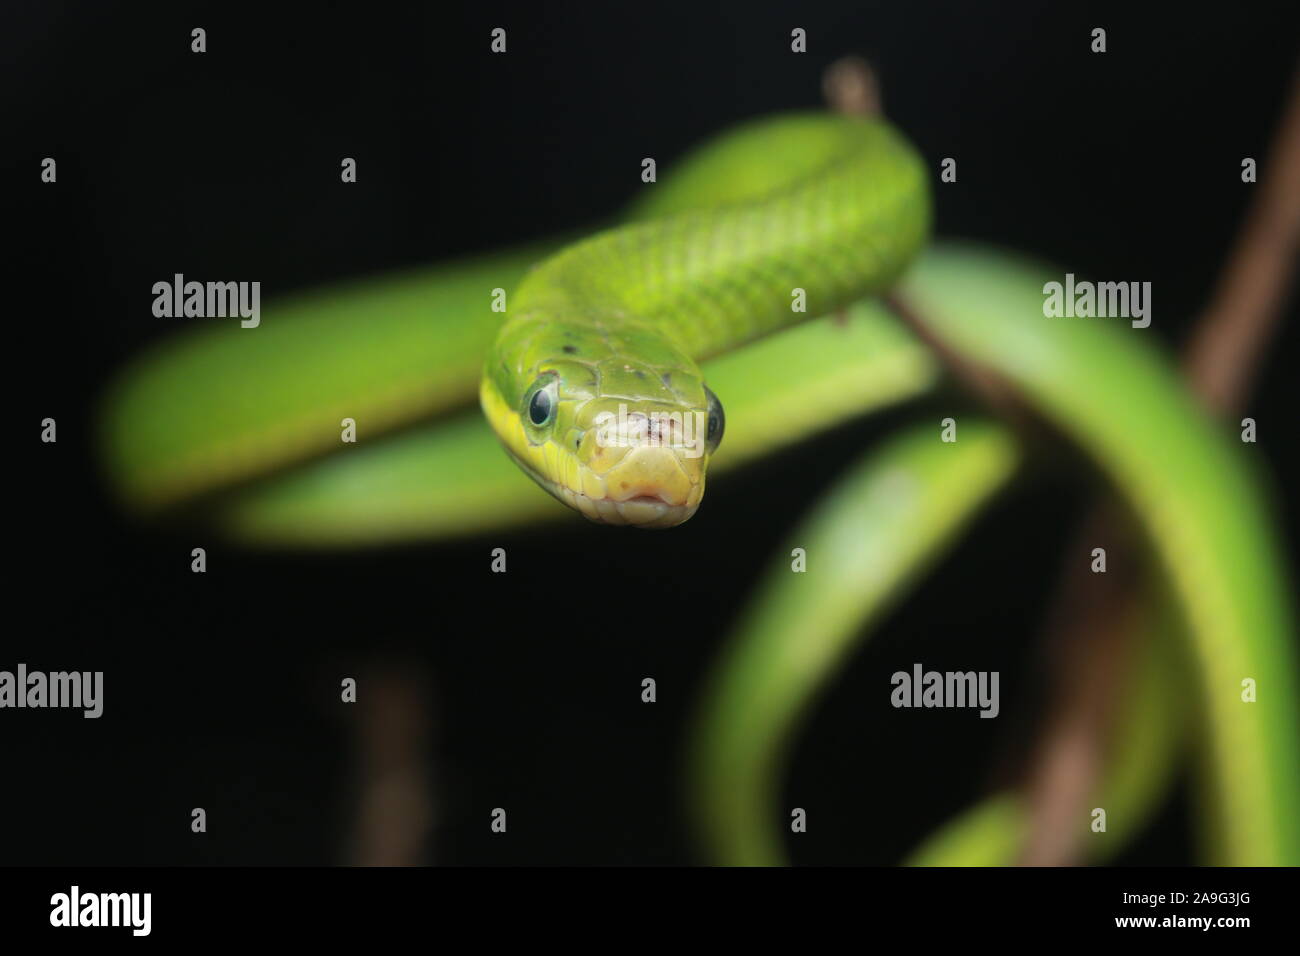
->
xmin=691 ymin=246 xmax=1298 ymax=866
xmin=98 ymin=112 xmax=1298 ymax=865
xmin=482 ymin=114 xmax=930 ymax=523
xmin=220 ymin=301 xmax=936 ymax=545
xmin=690 ymin=420 xmax=1022 ymax=865
xmin=906 ymin=248 xmax=1299 ymax=864
xmin=101 ymin=243 xmax=559 ymax=510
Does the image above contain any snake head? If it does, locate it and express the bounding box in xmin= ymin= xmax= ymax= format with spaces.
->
xmin=482 ymin=327 xmax=724 ymax=528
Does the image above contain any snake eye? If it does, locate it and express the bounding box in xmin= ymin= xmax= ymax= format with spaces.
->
xmin=527 ymin=378 xmax=557 ymax=427
xmin=703 ymin=385 xmax=725 ymax=453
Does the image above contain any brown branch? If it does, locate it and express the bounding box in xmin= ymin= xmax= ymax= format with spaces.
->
xmin=1018 ymin=66 xmax=1300 ymax=866
xmin=886 ymin=293 xmax=1034 ymax=428
xmin=1183 ymin=68 xmax=1300 ymax=414
xmin=826 ymin=58 xmax=1040 ymax=436
xmin=347 ymin=659 xmax=435 ymax=866
xmin=823 ymin=55 xmax=881 ymax=117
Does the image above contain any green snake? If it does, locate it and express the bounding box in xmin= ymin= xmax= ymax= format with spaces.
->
xmin=480 ymin=114 xmax=927 ymax=527
xmin=100 ymin=110 xmax=1299 ymax=865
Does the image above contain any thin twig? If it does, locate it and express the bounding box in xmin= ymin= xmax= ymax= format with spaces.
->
xmin=1184 ymin=69 xmax=1300 ymax=414
xmin=347 ymin=659 xmax=435 ymax=866
xmin=1018 ymin=67 xmax=1300 ymax=866
xmin=823 ymin=55 xmax=882 ymax=117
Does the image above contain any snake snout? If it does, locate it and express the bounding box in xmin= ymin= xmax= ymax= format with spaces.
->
xmin=577 ymin=444 xmax=706 ymax=529
xmin=602 ymin=446 xmax=698 ymax=503
xmin=598 ymin=408 xmax=704 ymax=455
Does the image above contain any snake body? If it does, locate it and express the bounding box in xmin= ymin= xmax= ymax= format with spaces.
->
xmin=99 ymin=108 xmax=1298 ymax=864
xmin=481 ymin=114 xmax=930 ymax=526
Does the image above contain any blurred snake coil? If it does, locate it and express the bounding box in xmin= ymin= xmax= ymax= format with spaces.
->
xmin=101 ymin=111 xmax=1300 ymax=865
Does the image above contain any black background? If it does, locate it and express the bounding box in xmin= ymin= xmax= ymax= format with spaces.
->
xmin=5 ymin=1 xmax=1298 ymax=865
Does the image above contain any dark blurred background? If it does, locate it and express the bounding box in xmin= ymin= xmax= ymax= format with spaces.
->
xmin=5 ymin=1 xmax=1297 ymax=864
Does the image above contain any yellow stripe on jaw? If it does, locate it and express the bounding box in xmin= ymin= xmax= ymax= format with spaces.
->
xmin=479 ymin=377 xmax=707 ymax=527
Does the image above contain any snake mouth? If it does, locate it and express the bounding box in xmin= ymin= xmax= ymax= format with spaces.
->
xmin=530 ymin=470 xmax=699 ymax=528
xmin=496 ymin=439 xmax=700 ymax=528
xmin=555 ymin=484 xmax=697 ymax=529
